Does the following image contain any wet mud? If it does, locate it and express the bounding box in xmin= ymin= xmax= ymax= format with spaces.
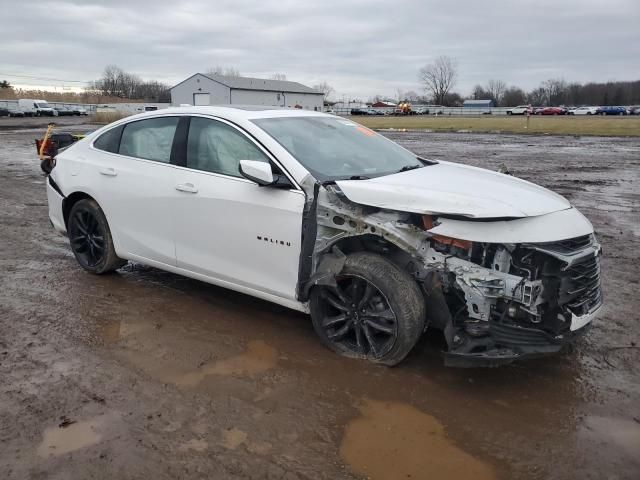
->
xmin=341 ymin=399 xmax=495 ymax=480
xmin=1 ymin=125 xmax=639 ymax=479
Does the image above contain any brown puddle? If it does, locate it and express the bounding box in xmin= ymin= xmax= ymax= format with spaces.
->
xmin=341 ymin=399 xmax=496 ymax=480
xmin=37 ymin=418 xmax=102 ymax=458
xmin=222 ymin=427 xmax=248 ymax=450
xmin=175 ymin=340 xmax=278 ymax=387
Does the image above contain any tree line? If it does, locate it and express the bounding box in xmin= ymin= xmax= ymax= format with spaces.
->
xmin=86 ymin=65 xmax=171 ymax=102
xmin=417 ymin=56 xmax=640 ymax=107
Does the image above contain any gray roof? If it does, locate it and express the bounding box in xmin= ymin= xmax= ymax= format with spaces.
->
xmin=463 ymin=99 xmax=493 ymax=106
xmin=202 ymin=73 xmax=322 ymax=95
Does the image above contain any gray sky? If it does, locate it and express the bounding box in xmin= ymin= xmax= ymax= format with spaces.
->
xmin=1 ymin=0 xmax=638 ymax=99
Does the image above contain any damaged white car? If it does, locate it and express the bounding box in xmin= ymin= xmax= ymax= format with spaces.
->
xmin=46 ymin=107 xmax=602 ymax=367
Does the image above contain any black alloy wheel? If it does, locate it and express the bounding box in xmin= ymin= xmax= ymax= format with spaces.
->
xmin=67 ymin=199 xmax=126 ymax=274
xmin=310 ymin=252 xmax=426 ymax=366
xmin=317 ymin=275 xmax=398 ymax=359
xmin=69 ymin=208 xmax=106 ymax=268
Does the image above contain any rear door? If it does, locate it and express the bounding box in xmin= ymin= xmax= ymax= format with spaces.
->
xmin=89 ymin=116 xmax=183 ymax=266
xmin=172 ymin=116 xmax=305 ymax=300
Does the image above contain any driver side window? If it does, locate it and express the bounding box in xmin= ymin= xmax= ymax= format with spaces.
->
xmin=186 ymin=117 xmax=269 ymax=177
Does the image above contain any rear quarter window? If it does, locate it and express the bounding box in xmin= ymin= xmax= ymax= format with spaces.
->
xmin=93 ymin=126 xmax=123 ymax=153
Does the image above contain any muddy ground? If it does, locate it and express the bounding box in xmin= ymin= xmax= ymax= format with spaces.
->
xmin=1 ymin=117 xmax=639 ymax=480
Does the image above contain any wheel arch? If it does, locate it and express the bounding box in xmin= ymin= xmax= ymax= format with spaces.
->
xmin=62 ymin=191 xmax=97 ymax=229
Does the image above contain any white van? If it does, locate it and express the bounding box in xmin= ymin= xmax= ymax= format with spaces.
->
xmin=18 ymin=99 xmax=58 ymax=117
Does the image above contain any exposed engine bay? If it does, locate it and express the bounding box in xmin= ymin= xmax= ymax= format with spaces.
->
xmin=302 ymin=182 xmax=603 ymax=367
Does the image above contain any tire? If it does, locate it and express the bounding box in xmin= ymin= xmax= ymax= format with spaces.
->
xmin=67 ymin=199 xmax=126 ymax=274
xmin=310 ymin=252 xmax=425 ymax=366
xmin=506 ymin=111 xmax=512 ymax=115
xmin=587 ymin=112 xmax=592 ymax=115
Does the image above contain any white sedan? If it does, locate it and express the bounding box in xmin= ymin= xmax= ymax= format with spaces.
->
xmin=46 ymin=106 xmax=602 ymax=367
xmin=570 ymin=106 xmax=599 ymax=115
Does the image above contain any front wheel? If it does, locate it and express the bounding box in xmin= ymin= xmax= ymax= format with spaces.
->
xmin=68 ymin=199 xmax=126 ymax=274
xmin=310 ymin=252 xmax=425 ymax=366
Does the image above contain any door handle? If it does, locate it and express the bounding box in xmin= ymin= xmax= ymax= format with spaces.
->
xmin=99 ymin=167 xmax=117 ymax=176
xmin=175 ymin=183 xmax=198 ymax=193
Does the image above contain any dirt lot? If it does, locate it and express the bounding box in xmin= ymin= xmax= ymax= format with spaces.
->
xmin=1 ymin=117 xmax=639 ymax=480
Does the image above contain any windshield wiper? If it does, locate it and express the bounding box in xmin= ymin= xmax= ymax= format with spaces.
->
xmin=347 ymin=175 xmax=370 ymax=180
xmin=396 ymin=164 xmax=422 ymax=173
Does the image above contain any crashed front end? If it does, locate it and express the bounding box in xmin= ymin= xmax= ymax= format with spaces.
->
xmin=427 ymin=230 xmax=602 ymax=367
xmin=308 ymin=184 xmax=603 ymax=367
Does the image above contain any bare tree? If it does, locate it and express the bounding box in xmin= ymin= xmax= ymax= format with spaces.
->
xmin=404 ymin=90 xmax=421 ymax=102
xmin=502 ymin=86 xmax=527 ymax=107
xmin=206 ymin=66 xmax=241 ymax=77
xmin=270 ymin=73 xmax=287 ymax=81
xmin=485 ymin=79 xmax=507 ymax=106
xmin=313 ymin=81 xmax=335 ymax=101
xmin=418 ymin=56 xmax=458 ymax=105
xmin=541 ymin=78 xmax=568 ymax=106
xmin=89 ymin=65 xmax=169 ymax=101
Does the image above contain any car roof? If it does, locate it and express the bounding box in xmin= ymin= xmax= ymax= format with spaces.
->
xmin=128 ymin=105 xmax=331 ymax=122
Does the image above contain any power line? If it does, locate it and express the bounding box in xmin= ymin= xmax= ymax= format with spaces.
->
xmin=0 ymin=73 xmax=90 ymax=83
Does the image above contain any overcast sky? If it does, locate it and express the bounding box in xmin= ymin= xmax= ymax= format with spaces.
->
xmin=1 ymin=0 xmax=638 ymax=99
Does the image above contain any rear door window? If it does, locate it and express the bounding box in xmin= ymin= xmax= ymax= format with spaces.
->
xmin=119 ymin=117 xmax=179 ymax=163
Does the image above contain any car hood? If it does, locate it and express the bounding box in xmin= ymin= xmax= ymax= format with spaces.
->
xmin=335 ymin=160 xmax=571 ymax=218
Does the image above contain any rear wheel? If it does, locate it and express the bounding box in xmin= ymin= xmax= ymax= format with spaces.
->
xmin=67 ymin=199 xmax=126 ymax=274
xmin=310 ymin=252 xmax=425 ymax=366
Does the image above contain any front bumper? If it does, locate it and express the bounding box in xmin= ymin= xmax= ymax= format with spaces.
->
xmin=443 ymin=305 xmax=600 ymax=368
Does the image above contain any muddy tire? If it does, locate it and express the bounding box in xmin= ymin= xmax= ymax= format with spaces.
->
xmin=310 ymin=252 xmax=425 ymax=366
xmin=68 ymin=199 xmax=126 ymax=274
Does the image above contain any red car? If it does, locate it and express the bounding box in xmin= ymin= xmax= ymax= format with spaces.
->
xmin=537 ymin=107 xmax=566 ymax=115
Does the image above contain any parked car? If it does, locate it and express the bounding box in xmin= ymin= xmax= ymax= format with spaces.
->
xmin=8 ymin=108 xmax=25 ymax=117
xmin=596 ymin=106 xmax=627 ymax=116
xmin=412 ymin=107 xmax=430 ymax=115
xmin=506 ymin=105 xmax=532 ymax=115
xmin=45 ymin=107 xmax=602 ymax=367
xmin=0 ymin=107 xmax=9 ymax=117
xmin=350 ymin=108 xmax=368 ymax=116
xmin=18 ymin=99 xmax=58 ymax=117
xmin=570 ymin=106 xmax=599 ymax=115
xmin=537 ymin=107 xmax=566 ymax=115
xmin=629 ymin=106 xmax=640 ymax=115
xmin=54 ymin=106 xmax=75 ymax=116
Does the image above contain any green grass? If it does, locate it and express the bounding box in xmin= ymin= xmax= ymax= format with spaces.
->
xmin=354 ymin=115 xmax=640 ymax=137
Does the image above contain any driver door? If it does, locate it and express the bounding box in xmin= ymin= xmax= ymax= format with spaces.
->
xmin=172 ymin=116 xmax=305 ymax=301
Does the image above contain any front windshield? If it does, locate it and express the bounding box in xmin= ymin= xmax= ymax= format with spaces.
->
xmin=253 ymin=116 xmax=422 ymax=181
xmin=36 ymin=102 xmax=50 ymax=108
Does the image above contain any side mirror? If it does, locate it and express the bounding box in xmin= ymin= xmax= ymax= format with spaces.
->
xmin=239 ymin=160 xmax=274 ymax=186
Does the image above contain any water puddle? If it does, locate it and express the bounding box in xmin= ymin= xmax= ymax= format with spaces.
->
xmin=341 ymin=399 xmax=495 ymax=480
xmin=222 ymin=427 xmax=248 ymax=450
xmin=37 ymin=418 xmax=102 ymax=458
xmin=175 ymin=340 xmax=278 ymax=387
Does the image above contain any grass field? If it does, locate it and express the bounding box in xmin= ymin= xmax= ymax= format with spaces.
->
xmin=354 ymin=115 xmax=640 ymax=137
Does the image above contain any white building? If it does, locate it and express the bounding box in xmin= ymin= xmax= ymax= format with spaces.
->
xmin=170 ymin=73 xmax=324 ymax=111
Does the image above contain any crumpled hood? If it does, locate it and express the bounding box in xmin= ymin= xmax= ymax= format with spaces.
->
xmin=335 ymin=160 xmax=571 ymax=218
